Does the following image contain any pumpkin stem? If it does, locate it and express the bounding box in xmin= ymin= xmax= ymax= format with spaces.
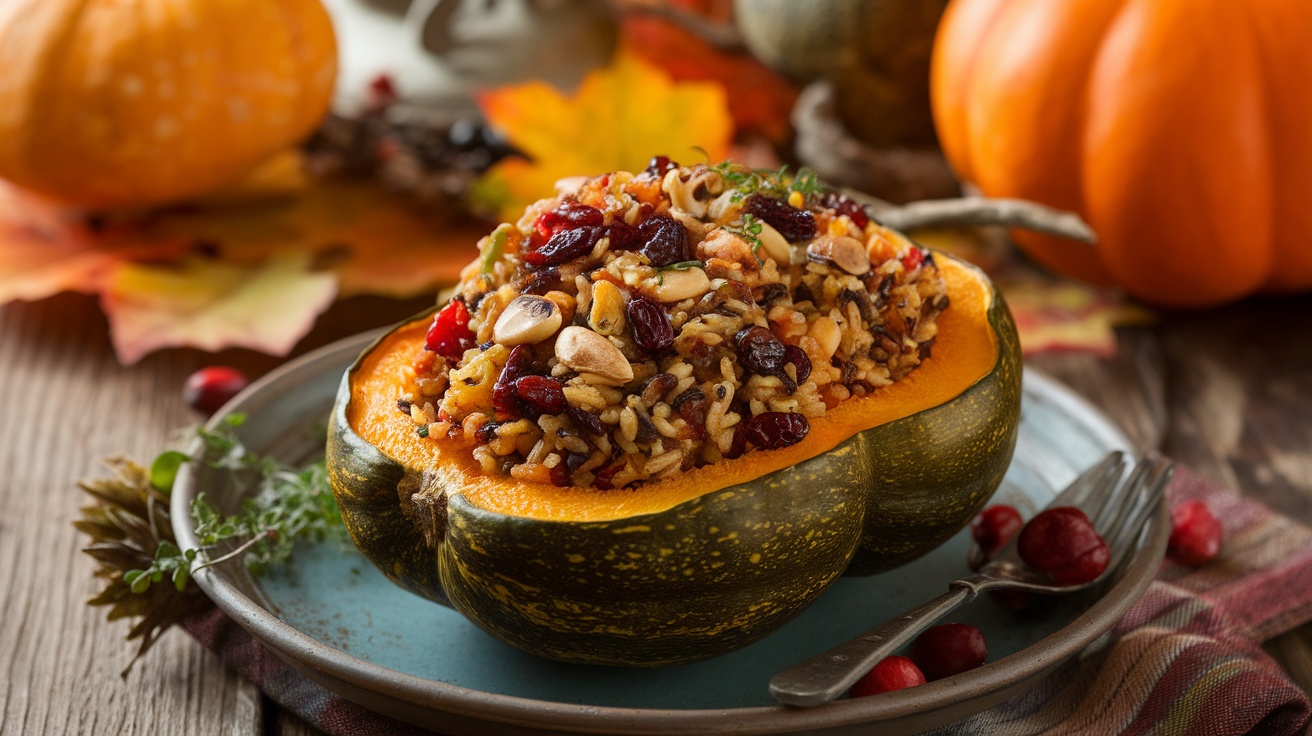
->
xmin=868 ymin=197 xmax=1097 ymax=244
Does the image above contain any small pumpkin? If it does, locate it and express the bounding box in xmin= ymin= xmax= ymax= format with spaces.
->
xmin=931 ymin=0 xmax=1312 ymax=308
xmin=326 ymin=253 xmax=1020 ymax=666
xmin=0 ymin=0 xmax=337 ymax=208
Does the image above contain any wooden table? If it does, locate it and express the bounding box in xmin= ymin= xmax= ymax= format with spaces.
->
xmin=3 ymin=288 xmax=1311 ymax=734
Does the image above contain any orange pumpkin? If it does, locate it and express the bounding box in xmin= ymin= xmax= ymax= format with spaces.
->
xmin=0 ymin=0 xmax=337 ymax=209
xmin=931 ymin=0 xmax=1312 ymax=308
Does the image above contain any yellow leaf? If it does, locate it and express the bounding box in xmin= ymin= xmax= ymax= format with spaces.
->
xmin=101 ymin=253 xmax=338 ymax=364
xmin=475 ymin=51 xmax=733 ymax=220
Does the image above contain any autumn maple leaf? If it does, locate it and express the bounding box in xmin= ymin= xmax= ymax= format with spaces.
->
xmin=473 ymin=51 xmax=733 ymax=220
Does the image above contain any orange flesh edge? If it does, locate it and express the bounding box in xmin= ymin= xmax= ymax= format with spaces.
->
xmin=348 ymin=257 xmax=997 ymax=522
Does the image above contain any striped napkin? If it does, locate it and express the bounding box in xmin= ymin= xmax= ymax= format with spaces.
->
xmin=183 ymin=464 xmax=1312 ymax=735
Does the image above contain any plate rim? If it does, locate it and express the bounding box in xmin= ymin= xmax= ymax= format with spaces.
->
xmin=173 ymin=330 xmax=1168 ymax=735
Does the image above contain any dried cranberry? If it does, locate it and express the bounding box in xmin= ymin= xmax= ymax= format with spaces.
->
xmin=493 ymin=346 xmax=535 ymax=418
xmin=1168 ymin=500 xmax=1223 ymax=566
xmin=910 ymin=623 xmax=987 ymax=681
xmin=849 ymin=655 xmax=926 ymax=698
xmin=971 ymin=505 xmax=1024 ymax=562
xmin=425 ymin=299 xmax=475 ymax=359
xmin=607 ymin=220 xmax=641 ymax=251
xmin=514 ymin=375 xmax=566 ymax=416
xmin=645 ymin=155 xmax=678 ymax=178
xmin=745 ymin=412 xmax=809 ymax=450
xmin=1018 ymin=506 xmax=1110 ymax=586
xmin=736 ymin=326 xmax=787 ymax=378
xmin=534 ymin=202 xmax=603 ymax=239
xmin=526 ymin=226 xmax=605 ymax=267
xmin=627 ymin=298 xmax=675 ymax=353
xmin=745 ymin=193 xmax=816 ymax=242
xmin=783 ymin=344 xmax=811 ymax=385
xmin=567 ymin=407 xmax=608 ymax=437
xmin=901 ymin=247 xmax=926 ymax=272
xmin=183 ymin=366 xmax=249 ymax=416
xmin=637 ymin=216 xmax=691 ymax=267
xmin=817 ymin=190 xmax=870 ymax=228
xmin=725 ymin=422 xmax=749 ymax=459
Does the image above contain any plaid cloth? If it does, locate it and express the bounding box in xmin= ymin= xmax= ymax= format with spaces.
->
xmin=183 ymin=465 xmax=1312 ymax=735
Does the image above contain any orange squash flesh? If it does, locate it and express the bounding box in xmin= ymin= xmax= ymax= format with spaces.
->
xmin=349 ymin=256 xmax=997 ymax=523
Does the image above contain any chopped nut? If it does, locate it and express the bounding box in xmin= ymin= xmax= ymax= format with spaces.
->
xmin=653 ymin=267 xmax=712 ymax=302
xmin=555 ymin=326 xmax=634 ymax=385
xmin=756 ymin=220 xmax=792 ymax=264
xmin=589 ymin=280 xmax=628 ymax=336
xmin=809 ymin=316 xmax=842 ymax=359
xmin=697 ymin=228 xmax=758 ymax=270
xmin=808 ymin=234 xmax=871 ymax=276
xmin=493 ymin=295 xmax=562 ymax=345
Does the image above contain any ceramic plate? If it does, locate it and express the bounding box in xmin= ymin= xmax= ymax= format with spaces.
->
xmin=173 ymin=330 xmax=1168 ymax=735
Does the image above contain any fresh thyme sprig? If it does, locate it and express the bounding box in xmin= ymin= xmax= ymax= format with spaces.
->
xmin=710 ymin=162 xmax=826 ymax=203
xmin=124 ymin=415 xmax=344 ymax=593
xmin=725 ymin=213 xmax=765 ymax=252
xmin=76 ymin=414 xmax=343 ymax=674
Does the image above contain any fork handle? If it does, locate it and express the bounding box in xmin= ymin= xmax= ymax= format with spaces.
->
xmin=768 ymin=576 xmax=987 ymax=707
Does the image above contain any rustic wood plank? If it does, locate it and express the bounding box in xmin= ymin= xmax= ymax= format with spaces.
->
xmin=0 ymin=294 xmax=263 ymax=735
xmin=0 ymin=292 xmax=429 ymax=735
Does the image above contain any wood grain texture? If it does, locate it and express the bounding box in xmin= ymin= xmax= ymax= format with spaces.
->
xmin=0 ymin=292 xmax=428 ymax=736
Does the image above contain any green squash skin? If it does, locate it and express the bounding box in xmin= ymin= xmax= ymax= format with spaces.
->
xmin=844 ymin=282 xmax=1021 ymax=574
xmin=326 ymin=255 xmax=1021 ymax=665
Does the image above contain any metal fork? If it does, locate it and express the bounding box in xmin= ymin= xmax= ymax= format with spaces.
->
xmin=769 ymin=451 xmax=1173 ymax=707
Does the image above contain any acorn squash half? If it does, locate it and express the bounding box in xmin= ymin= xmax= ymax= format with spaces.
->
xmin=326 ymin=253 xmax=1020 ymax=666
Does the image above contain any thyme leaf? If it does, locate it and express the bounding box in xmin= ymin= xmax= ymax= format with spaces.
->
xmin=75 ymin=414 xmax=344 ymax=675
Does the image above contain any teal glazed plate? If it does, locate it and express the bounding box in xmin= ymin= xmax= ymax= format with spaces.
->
xmin=173 ymin=331 xmax=1168 ymax=735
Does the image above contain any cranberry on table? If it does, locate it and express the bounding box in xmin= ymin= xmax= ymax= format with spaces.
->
xmin=1017 ymin=506 xmax=1110 ymax=586
xmin=971 ymin=504 xmax=1025 ymax=561
xmin=1168 ymin=500 xmax=1223 ymax=566
xmin=183 ymin=366 xmax=249 ymax=416
xmin=910 ymin=623 xmax=988 ymax=681
xmin=849 ymin=655 xmax=926 ymax=698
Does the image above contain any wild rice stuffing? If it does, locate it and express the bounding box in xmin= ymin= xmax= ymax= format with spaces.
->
xmin=400 ymin=159 xmax=948 ymax=489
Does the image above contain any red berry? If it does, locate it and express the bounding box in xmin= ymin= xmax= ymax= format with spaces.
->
xmin=900 ymin=247 xmax=925 ymax=272
xmin=1017 ymin=506 xmax=1110 ymax=586
xmin=1168 ymin=500 xmax=1223 ymax=566
xmin=971 ymin=504 xmax=1024 ymax=560
xmin=849 ymin=655 xmax=926 ymax=698
xmin=425 ymin=300 xmax=475 ymax=359
xmin=910 ymin=623 xmax=987 ymax=680
xmin=183 ymin=366 xmax=249 ymax=416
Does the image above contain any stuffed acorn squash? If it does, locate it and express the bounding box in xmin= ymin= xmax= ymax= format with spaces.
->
xmin=327 ymin=160 xmax=1021 ymax=666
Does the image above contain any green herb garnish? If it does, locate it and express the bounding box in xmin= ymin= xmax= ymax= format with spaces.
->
xmin=711 ymin=162 xmax=825 ymax=203
xmin=76 ymin=414 xmax=344 ymax=675
xmin=726 ymin=213 xmax=765 ymax=252
xmin=480 ymin=224 xmax=511 ymax=277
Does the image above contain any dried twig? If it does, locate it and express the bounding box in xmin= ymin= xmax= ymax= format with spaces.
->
xmin=870 ymin=197 xmax=1098 ymax=244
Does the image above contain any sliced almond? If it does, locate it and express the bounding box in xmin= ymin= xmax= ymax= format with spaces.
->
xmin=755 ymin=220 xmax=792 ymax=264
xmin=653 ymin=267 xmax=712 ymax=303
xmin=555 ymin=326 xmax=634 ymax=385
xmin=807 ymin=234 xmax=871 ymax=276
xmin=493 ymin=295 xmax=562 ymax=345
